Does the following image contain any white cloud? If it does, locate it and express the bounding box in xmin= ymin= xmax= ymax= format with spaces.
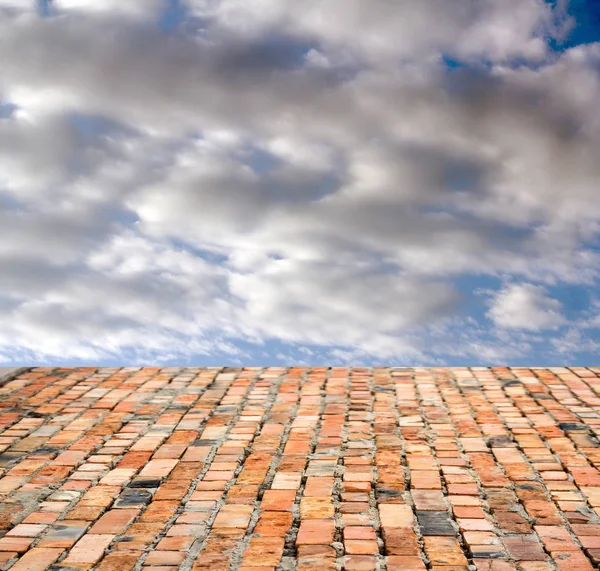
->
xmin=0 ymin=232 xmax=241 ymax=362
xmin=229 ymin=260 xmax=459 ymax=346
xmin=487 ymin=283 xmax=566 ymax=331
xmin=187 ymin=0 xmax=567 ymax=64
xmin=0 ymin=1 xmax=598 ymax=363
xmin=53 ymin=0 xmax=164 ymax=19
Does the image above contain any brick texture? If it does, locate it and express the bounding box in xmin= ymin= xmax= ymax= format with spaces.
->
xmin=0 ymin=367 xmax=600 ymax=570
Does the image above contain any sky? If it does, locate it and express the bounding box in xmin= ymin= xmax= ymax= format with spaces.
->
xmin=0 ymin=0 xmax=600 ymax=366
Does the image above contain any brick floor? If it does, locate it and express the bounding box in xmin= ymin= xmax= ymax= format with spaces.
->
xmin=0 ymin=367 xmax=600 ymax=570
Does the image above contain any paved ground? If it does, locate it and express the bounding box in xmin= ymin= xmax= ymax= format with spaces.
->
xmin=1 ymin=368 xmax=600 ymax=571
xmin=0 ymin=370 xmax=24 ymax=386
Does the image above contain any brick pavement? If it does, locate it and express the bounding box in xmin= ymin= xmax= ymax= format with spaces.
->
xmin=1 ymin=368 xmax=600 ymax=570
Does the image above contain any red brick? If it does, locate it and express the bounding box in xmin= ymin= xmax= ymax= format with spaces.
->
xmin=89 ymin=509 xmax=139 ymax=534
xmin=9 ymin=548 xmax=63 ymax=571
xmin=296 ymin=520 xmax=335 ymax=545
xmin=61 ymin=534 xmax=114 ymax=568
xmin=3 ymin=367 xmax=600 ymax=570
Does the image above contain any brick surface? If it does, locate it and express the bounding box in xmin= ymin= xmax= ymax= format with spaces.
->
xmin=1 ymin=367 xmax=600 ymax=569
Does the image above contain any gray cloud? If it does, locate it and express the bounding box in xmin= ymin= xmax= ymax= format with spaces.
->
xmin=188 ymin=0 xmax=569 ymax=63
xmin=0 ymin=2 xmax=598 ymax=362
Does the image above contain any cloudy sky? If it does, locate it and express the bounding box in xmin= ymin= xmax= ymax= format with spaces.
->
xmin=1 ymin=0 xmax=599 ymax=366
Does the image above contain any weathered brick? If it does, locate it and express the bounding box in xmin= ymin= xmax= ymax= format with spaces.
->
xmin=2 ymin=367 xmax=600 ymax=569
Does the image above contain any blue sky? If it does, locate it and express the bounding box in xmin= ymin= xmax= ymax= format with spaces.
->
xmin=559 ymin=0 xmax=600 ymax=47
xmin=1 ymin=0 xmax=600 ymax=366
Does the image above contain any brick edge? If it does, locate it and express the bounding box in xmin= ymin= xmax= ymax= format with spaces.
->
xmin=0 ymin=367 xmax=31 ymax=387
